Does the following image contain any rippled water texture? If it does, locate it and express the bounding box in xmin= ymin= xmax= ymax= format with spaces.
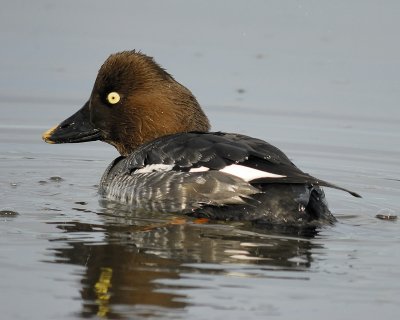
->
xmin=1 ymin=1 xmax=399 ymax=319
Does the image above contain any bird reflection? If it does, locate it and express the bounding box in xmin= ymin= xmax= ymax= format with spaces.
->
xmin=47 ymin=200 xmax=324 ymax=318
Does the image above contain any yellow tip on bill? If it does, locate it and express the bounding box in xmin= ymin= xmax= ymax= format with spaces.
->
xmin=42 ymin=125 xmax=57 ymax=144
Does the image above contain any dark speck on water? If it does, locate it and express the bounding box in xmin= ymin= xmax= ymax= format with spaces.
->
xmin=49 ymin=176 xmax=64 ymax=182
xmin=376 ymin=209 xmax=398 ymax=221
xmin=0 ymin=210 xmax=19 ymax=217
xmin=75 ymin=201 xmax=88 ymax=205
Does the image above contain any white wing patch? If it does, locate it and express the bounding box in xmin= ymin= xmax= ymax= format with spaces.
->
xmin=137 ymin=164 xmax=285 ymax=182
xmin=135 ymin=164 xmax=174 ymax=173
xmin=189 ymin=166 xmax=210 ymax=173
xmin=219 ymin=164 xmax=286 ymax=181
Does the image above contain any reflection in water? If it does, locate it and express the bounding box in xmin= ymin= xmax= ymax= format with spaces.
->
xmin=50 ymin=227 xmax=187 ymax=318
xmin=47 ymin=200 xmax=323 ymax=319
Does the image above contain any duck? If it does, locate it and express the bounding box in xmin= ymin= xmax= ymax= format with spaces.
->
xmin=42 ymin=50 xmax=360 ymax=227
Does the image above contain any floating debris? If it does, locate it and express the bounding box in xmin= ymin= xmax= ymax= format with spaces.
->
xmin=74 ymin=201 xmax=88 ymax=205
xmin=49 ymin=176 xmax=64 ymax=182
xmin=0 ymin=209 xmax=19 ymax=217
xmin=376 ymin=209 xmax=398 ymax=221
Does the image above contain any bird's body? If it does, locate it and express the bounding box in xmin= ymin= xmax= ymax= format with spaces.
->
xmin=42 ymin=51 xmax=360 ymax=227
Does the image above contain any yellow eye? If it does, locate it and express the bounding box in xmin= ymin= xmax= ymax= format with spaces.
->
xmin=107 ymin=92 xmax=121 ymax=105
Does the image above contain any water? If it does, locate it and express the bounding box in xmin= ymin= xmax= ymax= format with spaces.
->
xmin=1 ymin=1 xmax=399 ymax=319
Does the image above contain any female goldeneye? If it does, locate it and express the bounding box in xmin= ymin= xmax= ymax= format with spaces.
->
xmin=42 ymin=51 xmax=360 ymax=226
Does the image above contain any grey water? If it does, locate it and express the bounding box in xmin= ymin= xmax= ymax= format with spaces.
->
xmin=1 ymin=1 xmax=399 ymax=319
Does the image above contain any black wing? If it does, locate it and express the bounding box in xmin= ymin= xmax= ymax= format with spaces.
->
xmin=122 ymin=132 xmax=361 ymax=197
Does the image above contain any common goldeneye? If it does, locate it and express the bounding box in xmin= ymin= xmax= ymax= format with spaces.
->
xmin=42 ymin=51 xmax=360 ymax=226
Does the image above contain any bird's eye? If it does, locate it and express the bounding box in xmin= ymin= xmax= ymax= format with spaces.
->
xmin=106 ymin=92 xmax=121 ymax=105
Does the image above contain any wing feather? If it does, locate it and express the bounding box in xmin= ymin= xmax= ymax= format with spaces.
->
xmin=120 ymin=132 xmax=360 ymax=197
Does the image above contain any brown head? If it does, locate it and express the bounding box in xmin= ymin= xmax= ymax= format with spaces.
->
xmin=42 ymin=51 xmax=210 ymax=156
